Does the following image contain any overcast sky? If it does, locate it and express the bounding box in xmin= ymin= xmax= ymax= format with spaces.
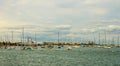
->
xmin=0 ymin=0 xmax=120 ymax=43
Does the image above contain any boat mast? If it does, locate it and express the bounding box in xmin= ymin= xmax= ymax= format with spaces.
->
xmin=0 ymin=33 xmax=2 ymax=42
xmin=104 ymin=30 xmax=107 ymax=44
xmin=112 ymin=37 xmax=114 ymax=44
xmin=6 ymin=32 xmax=9 ymax=42
xmin=58 ymin=32 xmax=59 ymax=44
xmin=34 ymin=32 xmax=37 ymax=44
xmin=93 ymin=32 xmax=96 ymax=44
xmin=117 ymin=34 xmax=119 ymax=45
xmin=11 ymin=31 xmax=13 ymax=43
xmin=99 ymin=32 xmax=101 ymax=45
xmin=21 ymin=27 xmax=24 ymax=44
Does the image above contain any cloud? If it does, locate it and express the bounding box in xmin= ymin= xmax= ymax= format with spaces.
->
xmin=0 ymin=0 xmax=109 ymax=24
xmin=89 ymin=8 xmax=108 ymax=16
xmin=75 ymin=25 xmax=120 ymax=34
xmin=55 ymin=25 xmax=72 ymax=30
xmin=82 ymin=0 xmax=103 ymax=4
xmin=91 ymin=19 xmax=120 ymax=24
xmin=97 ymin=25 xmax=120 ymax=34
xmin=80 ymin=28 xmax=96 ymax=33
xmin=0 ymin=0 xmax=120 ymax=42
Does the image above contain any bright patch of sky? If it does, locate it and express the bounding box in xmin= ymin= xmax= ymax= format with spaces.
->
xmin=0 ymin=0 xmax=120 ymax=44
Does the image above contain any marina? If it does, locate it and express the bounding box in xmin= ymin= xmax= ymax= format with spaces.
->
xmin=0 ymin=0 xmax=120 ymax=66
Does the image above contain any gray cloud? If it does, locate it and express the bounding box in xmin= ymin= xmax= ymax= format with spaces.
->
xmin=0 ymin=0 xmax=120 ymax=42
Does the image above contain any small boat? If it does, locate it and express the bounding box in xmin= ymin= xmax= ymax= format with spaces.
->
xmin=58 ymin=46 xmax=61 ymax=49
xmin=21 ymin=47 xmax=33 ymax=50
xmin=12 ymin=45 xmax=16 ymax=49
xmin=103 ymin=46 xmax=112 ymax=49
xmin=73 ymin=45 xmax=80 ymax=48
xmin=67 ymin=46 xmax=72 ymax=50
xmin=26 ymin=47 xmax=33 ymax=50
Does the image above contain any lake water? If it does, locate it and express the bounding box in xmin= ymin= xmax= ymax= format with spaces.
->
xmin=0 ymin=47 xmax=120 ymax=66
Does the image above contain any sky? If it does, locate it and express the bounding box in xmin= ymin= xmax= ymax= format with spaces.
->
xmin=0 ymin=0 xmax=120 ymax=44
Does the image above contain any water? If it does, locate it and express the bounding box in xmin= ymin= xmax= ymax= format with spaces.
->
xmin=0 ymin=47 xmax=120 ymax=66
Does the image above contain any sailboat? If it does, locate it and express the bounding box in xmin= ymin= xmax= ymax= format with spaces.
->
xmin=66 ymin=46 xmax=72 ymax=50
xmin=103 ymin=31 xmax=112 ymax=49
xmin=73 ymin=45 xmax=80 ymax=48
